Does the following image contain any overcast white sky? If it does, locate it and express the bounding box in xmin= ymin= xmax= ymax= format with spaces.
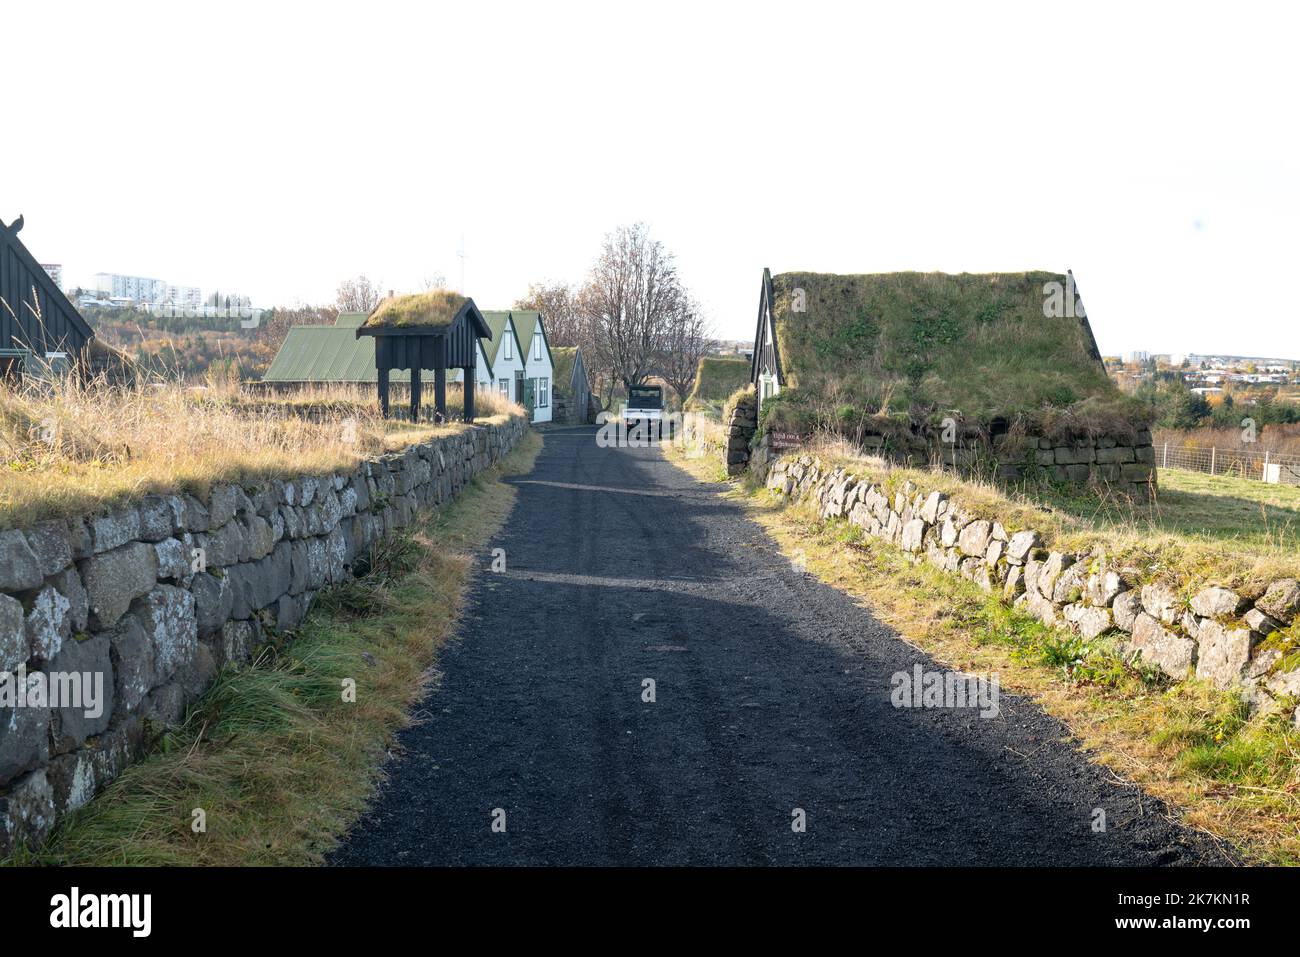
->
xmin=4 ymin=1 xmax=1297 ymax=357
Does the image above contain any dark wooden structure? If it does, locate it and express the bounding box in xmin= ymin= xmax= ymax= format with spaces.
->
xmin=356 ymin=293 xmax=492 ymax=422
xmin=0 ymin=215 xmax=95 ymax=379
xmin=750 ymin=267 xmax=782 ymax=396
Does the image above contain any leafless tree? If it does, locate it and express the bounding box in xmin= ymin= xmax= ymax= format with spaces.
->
xmin=577 ymin=223 xmax=685 ymax=396
xmin=255 ymin=304 xmax=339 ymax=354
xmin=335 ymin=275 xmax=383 ymax=313
xmin=514 ymin=281 xmax=581 ymax=347
xmin=659 ymin=296 xmax=711 ymax=405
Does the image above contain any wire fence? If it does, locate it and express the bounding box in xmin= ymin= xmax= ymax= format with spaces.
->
xmin=1157 ymin=442 xmax=1300 ymax=484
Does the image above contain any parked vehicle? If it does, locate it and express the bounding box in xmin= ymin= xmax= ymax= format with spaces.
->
xmin=621 ymin=384 xmax=664 ymax=430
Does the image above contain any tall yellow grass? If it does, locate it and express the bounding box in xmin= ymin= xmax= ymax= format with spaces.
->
xmin=0 ymin=376 xmax=523 ymax=529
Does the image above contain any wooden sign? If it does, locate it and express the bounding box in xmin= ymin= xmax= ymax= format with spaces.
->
xmin=770 ymin=430 xmax=809 ymax=450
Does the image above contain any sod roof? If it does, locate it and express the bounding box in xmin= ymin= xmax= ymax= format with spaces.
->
xmin=551 ymin=346 xmax=577 ymax=391
xmin=765 ymin=270 xmax=1139 ymax=430
xmin=687 ymin=357 xmax=751 ymax=408
xmin=361 ymin=290 xmax=469 ymax=330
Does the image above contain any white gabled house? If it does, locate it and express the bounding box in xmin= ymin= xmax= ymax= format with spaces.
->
xmin=480 ymin=309 xmax=554 ymax=423
xmin=513 ymin=309 xmax=554 ymax=424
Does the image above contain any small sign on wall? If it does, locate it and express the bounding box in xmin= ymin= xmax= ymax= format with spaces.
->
xmin=770 ymin=431 xmax=809 ymax=450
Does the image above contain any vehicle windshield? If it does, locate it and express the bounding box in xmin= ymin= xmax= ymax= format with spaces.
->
xmin=628 ymin=386 xmax=662 ymax=409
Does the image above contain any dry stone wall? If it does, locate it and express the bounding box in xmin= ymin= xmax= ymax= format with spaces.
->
xmin=0 ymin=415 xmax=526 ymax=854
xmin=762 ymin=451 xmax=1300 ymax=721
xmin=724 ymin=392 xmax=758 ymax=476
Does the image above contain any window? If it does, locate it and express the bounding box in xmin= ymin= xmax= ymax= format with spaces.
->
xmin=503 ymin=333 xmax=512 ymax=360
xmin=499 ymin=378 xmax=510 ymax=397
xmin=538 ymin=377 xmax=549 ymax=408
xmin=533 ymin=330 xmax=542 ymax=360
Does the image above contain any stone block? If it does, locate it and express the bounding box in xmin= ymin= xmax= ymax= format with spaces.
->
xmin=1140 ymin=582 xmax=1183 ymax=626
xmin=48 ymin=567 xmax=88 ymax=634
xmin=958 ymin=520 xmax=992 ymax=558
xmin=0 ymin=595 xmax=27 ymax=672
xmin=47 ymin=632 xmax=114 ymax=753
xmin=24 ymin=585 xmax=71 ymax=662
xmin=0 ymin=529 xmax=43 ymax=592
xmin=128 ymin=585 xmax=197 ymax=687
xmin=1189 ymin=586 xmax=1246 ymax=618
xmin=79 ymin=542 xmax=159 ymax=630
xmin=1256 ymin=579 xmax=1300 ymax=624
xmin=0 ymin=769 xmax=55 ymax=855
xmin=1195 ymin=620 xmax=1257 ymax=690
xmin=23 ymin=520 xmax=72 ymax=577
xmin=108 ymin=614 xmax=154 ymax=714
xmin=1130 ymin=613 xmax=1195 ymax=678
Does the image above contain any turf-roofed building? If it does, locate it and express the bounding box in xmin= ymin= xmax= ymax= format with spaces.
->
xmin=750 ymin=268 xmax=1156 ymax=494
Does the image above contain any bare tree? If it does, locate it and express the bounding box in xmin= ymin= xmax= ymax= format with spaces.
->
xmin=255 ymin=304 xmax=339 ymax=354
xmin=659 ymin=296 xmax=711 ymax=405
xmin=335 ymin=275 xmax=383 ymax=313
xmin=577 ymin=223 xmax=685 ymax=394
xmin=514 ymin=281 xmax=581 ymax=347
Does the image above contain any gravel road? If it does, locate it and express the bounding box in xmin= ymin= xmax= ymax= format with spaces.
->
xmin=330 ymin=426 xmax=1231 ymax=866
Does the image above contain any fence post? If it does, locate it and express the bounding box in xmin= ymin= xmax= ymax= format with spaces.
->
xmin=1264 ymin=450 xmax=1270 ymax=481
xmin=1163 ymin=442 xmax=1168 ymax=468
xmin=1210 ymin=446 xmax=1216 ymax=476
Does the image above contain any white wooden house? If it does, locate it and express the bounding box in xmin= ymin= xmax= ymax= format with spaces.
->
xmin=481 ymin=309 xmax=554 ymax=423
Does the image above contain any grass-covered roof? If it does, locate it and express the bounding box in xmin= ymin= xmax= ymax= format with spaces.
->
xmin=551 ymin=346 xmax=577 ymax=390
xmin=687 ymin=357 xmax=751 ymax=410
xmin=362 ymin=290 xmax=468 ymax=330
xmin=766 ymin=270 xmax=1145 ymax=435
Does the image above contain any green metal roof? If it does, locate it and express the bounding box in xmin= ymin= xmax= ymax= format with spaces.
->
xmin=263 ymin=325 xmax=493 ymax=383
xmin=480 ymin=311 xmax=523 ymax=366
xmin=334 ymin=312 xmax=367 ymax=328
xmin=481 ymin=309 xmax=552 ymax=368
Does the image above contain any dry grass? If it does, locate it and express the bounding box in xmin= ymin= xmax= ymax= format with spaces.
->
xmin=803 ymin=435 xmax=1300 ymax=591
xmin=362 ymin=290 xmax=467 ymax=329
xmin=665 ymin=445 xmax=1300 ymax=864
xmin=9 ymin=429 xmax=543 ymax=866
xmin=1158 ymin=424 xmax=1300 ymax=458
xmin=0 ymin=376 xmax=523 ymax=529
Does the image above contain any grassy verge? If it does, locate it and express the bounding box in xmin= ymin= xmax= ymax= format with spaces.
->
xmin=665 ymin=445 xmax=1300 ymax=865
xmin=800 ymin=438 xmax=1299 ymax=591
xmin=0 ymin=378 xmax=522 ymax=529
xmin=9 ymin=430 xmax=542 ymax=866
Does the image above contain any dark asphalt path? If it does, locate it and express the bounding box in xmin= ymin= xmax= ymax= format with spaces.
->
xmin=330 ymin=426 xmax=1230 ymax=866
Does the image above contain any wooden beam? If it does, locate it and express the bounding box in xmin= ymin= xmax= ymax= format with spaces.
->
xmin=410 ymin=365 xmax=422 ymax=422
xmin=377 ymin=366 xmax=390 ymax=418
xmin=463 ymin=368 xmax=475 ymax=422
xmin=434 ymin=365 xmax=446 ymax=421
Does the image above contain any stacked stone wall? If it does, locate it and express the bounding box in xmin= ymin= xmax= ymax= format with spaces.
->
xmin=0 ymin=415 xmax=527 ymax=853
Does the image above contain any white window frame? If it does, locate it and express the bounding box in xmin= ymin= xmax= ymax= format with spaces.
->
xmin=503 ymin=333 xmax=512 ymax=360
xmin=533 ymin=330 xmax=542 ymax=361
xmin=499 ymin=378 xmax=509 ymax=396
xmin=538 ymin=377 xmax=549 ymax=408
